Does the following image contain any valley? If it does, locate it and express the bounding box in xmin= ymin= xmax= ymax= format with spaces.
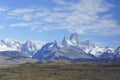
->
xmin=0 ymin=62 xmax=120 ymax=80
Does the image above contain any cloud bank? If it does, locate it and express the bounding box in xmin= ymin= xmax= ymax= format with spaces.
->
xmin=1 ymin=0 xmax=120 ymax=36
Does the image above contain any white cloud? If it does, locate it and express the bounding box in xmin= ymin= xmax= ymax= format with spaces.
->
xmin=0 ymin=25 xmax=3 ymax=29
xmin=7 ymin=0 xmax=120 ymax=36
xmin=10 ymin=21 xmax=43 ymax=31
xmin=0 ymin=6 xmax=8 ymax=12
xmin=22 ymin=14 xmax=33 ymax=21
xmin=10 ymin=23 xmax=30 ymax=27
xmin=11 ymin=8 xmax=34 ymax=14
xmin=7 ymin=8 xmax=36 ymax=20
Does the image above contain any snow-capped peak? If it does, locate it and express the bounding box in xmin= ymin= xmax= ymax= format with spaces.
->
xmin=41 ymin=41 xmax=60 ymax=50
xmin=1 ymin=39 xmax=21 ymax=45
xmin=24 ymin=39 xmax=37 ymax=51
xmin=103 ymin=47 xmax=115 ymax=54
xmin=62 ymin=33 xmax=80 ymax=48
xmin=70 ymin=33 xmax=80 ymax=47
xmin=62 ymin=33 xmax=105 ymax=57
xmin=62 ymin=36 xmax=73 ymax=48
xmin=0 ymin=39 xmax=21 ymax=51
xmin=0 ymin=39 xmax=44 ymax=56
xmin=116 ymin=46 xmax=120 ymax=54
xmin=80 ymin=40 xmax=96 ymax=48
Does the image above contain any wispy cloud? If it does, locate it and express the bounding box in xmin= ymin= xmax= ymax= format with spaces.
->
xmin=10 ymin=21 xmax=42 ymax=30
xmin=0 ymin=25 xmax=3 ymax=29
xmin=0 ymin=6 xmax=8 ymax=12
xmin=4 ymin=0 xmax=120 ymax=36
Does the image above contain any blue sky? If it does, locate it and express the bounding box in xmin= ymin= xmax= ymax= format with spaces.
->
xmin=0 ymin=0 xmax=120 ymax=48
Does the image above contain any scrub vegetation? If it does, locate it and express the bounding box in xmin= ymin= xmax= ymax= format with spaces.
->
xmin=0 ymin=62 xmax=120 ymax=80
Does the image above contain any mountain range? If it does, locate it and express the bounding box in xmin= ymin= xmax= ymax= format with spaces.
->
xmin=0 ymin=33 xmax=120 ymax=65
xmin=33 ymin=33 xmax=120 ymax=62
xmin=0 ymin=39 xmax=43 ymax=65
xmin=0 ymin=39 xmax=43 ymax=56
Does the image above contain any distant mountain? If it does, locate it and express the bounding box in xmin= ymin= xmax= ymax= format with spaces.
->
xmin=0 ymin=51 xmax=37 ymax=66
xmin=116 ymin=46 xmax=120 ymax=54
xmin=62 ymin=33 xmax=104 ymax=57
xmin=0 ymin=39 xmax=44 ymax=56
xmin=33 ymin=33 xmax=120 ymax=62
xmin=33 ymin=41 xmax=60 ymax=60
xmin=0 ymin=39 xmax=21 ymax=51
xmin=21 ymin=40 xmax=43 ymax=56
xmin=0 ymin=33 xmax=119 ymax=62
xmin=62 ymin=33 xmax=80 ymax=48
xmin=33 ymin=41 xmax=95 ymax=61
xmin=98 ymin=47 xmax=120 ymax=62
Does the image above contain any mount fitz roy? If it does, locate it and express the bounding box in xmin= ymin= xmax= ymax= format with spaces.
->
xmin=33 ymin=33 xmax=120 ymax=62
xmin=0 ymin=33 xmax=120 ymax=64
